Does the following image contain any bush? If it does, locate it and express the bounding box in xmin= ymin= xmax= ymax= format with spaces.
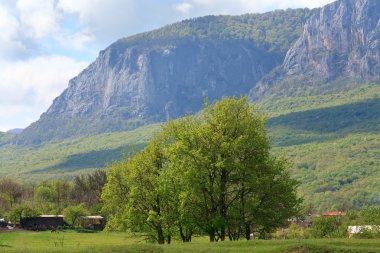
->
xmin=287 ymin=224 xmax=312 ymax=239
xmin=273 ymin=223 xmax=311 ymax=239
xmin=310 ymin=217 xmax=347 ymax=238
xmin=8 ymin=205 xmax=40 ymax=225
xmin=361 ymin=206 xmax=380 ymax=225
xmin=63 ymin=204 xmax=88 ymax=228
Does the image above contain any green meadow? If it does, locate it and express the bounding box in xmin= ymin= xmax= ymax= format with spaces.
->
xmin=0 ymin=231 xmax=379 ymax=253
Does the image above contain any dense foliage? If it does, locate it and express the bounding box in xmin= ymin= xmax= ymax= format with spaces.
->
xmin=120 ymin=9 xmax=315 ymax=56
xmin=102 ymin=97 xmax=301 ymax=243
xmin=0 ymin=172 xmax=106 ymax=224
xmin=63 ymin=204 xmax=89 ymax=227
xmin=0 ymin=132 xmax=14 ymax=146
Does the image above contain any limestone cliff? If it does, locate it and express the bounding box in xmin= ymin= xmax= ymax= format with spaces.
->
xmin=16 ymin=11 xmax=312 ymax=144
xmin=251 ymin=0 xmax=380 ymax=99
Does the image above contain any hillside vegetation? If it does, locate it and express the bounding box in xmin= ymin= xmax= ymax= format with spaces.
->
xmin=0 ymin=84 xmax=379 ymax=210
xmin=0 ymin=124 xmax=161 ymax=180
xmin=261 ymin=84 xmax=380 ymax=211
xmin=0 ymin=132 xmax=14 ymax=146
xmin=119 ymin=8 xmax=315 ymax=55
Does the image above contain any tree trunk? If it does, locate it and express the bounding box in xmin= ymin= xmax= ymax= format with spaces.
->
xmin=220 ymin=168 xmax=227 ymax=241
xmin=179 ymin=224 xmax=185 ymax=242
xmin=228 ymin=227 xmax=233 ymax=241
xmin=179 ymin=224 xmax=192 ymax=242
xmin=245 ymin=224 xmax=251 ymax=240
xmin=209 ymin=228 xmax=216 ymax=242
xmin=157 ymin=227 xmax=165 ymax=244
xmin=221 ymin=226 xmax=226 ymax=241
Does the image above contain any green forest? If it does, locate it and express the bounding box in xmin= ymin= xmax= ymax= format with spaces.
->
xmin=121 ymin=8 xmax=315 ymax=55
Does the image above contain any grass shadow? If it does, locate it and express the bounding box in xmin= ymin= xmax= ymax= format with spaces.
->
xmin=268 ymin=98 xmax=380 ymax=146
xmin=30 ymin=144 xmax=145 ymax=174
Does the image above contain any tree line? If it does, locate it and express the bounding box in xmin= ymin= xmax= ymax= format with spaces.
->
xmin=0 ymin=170 xmax=106 ymax=225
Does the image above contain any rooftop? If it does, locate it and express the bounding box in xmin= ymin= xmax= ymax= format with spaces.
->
xmin=322 ymin=211 xmax=346 ymax=216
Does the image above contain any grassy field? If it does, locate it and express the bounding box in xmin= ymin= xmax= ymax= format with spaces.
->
xmin=0 ymin=230 xmax=379 ymax=253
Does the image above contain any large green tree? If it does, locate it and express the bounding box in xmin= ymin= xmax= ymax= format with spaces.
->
xmin=102 ymin=97 xmax=301 ymax=243
xmin=164 ymin=97 xmax=300 ymax=241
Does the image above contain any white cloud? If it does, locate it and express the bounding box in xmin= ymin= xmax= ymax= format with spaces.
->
xmin=57 ymin=32 xmax=95 ymax=51
xmin=175 ymin=2 xmax=194 ymax=14
xmin=57 ymin=0 xmax=139 ymax=44
xmin=0 ymin=105 xmax=38 ymax=132
xmin=0 ymin=56 xmax=88 ymax=130
xmin=17 ymin=0 xmax=60 ymax=39
xmin=0 ymin=5 xmax=26 ymax=59
xmin=176 ymin=0 xmax=336 ymax=15
xmin=0 ymin=56 xmax=87 ymax=106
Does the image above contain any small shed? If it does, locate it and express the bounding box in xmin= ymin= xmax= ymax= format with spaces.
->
xmin=80 ymin=215 xmax=105 ymax=230
xmin=0 ymin=218 xmax=7 ymax=228
xmin=20 ymin=215 xmax=66 ymax=231
xmin=348 ymin=225 xmax=380 ymax=238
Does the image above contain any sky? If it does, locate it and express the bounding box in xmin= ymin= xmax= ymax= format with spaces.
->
xmin=0 ymin=0 xmax=335 ymax=132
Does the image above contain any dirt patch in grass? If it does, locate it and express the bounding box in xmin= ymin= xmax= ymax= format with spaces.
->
xmin=287 ymin=246 xmax=309 ymax=253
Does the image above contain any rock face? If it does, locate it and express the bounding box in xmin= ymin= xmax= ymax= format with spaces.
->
xmin=49 ymin=40 xmax=277 ymax=121
xmin=16 ymin=11 xmax=313 ymax=144
xmin=286 ymin=0 xmax=380 ymax=80
xmin=251 ymin=0 xmax=380 ymax=98
xmin=16 ymin=37 xmax=281 ymax=144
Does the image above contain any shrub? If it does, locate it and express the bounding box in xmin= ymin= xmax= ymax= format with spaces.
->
xmin=63 ymin=204 xmax=88 ymax=228
xmin=8 ymin=205 xmax=40 ymax=225
xmin=310 ymin=217 xmax=346 ymax=238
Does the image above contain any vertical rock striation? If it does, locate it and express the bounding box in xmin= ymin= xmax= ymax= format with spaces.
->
xmin=251 ymin=0 xmax=380 ymax=99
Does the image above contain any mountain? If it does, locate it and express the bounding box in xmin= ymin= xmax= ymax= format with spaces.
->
xmin=252 ymin=0 xmax=380 ymax=98
xmin=15 ymin=9 xmax=315 ymax=145
xmin=7 ymin=128 xmax=23 ymax=134
xmin=17 ymin=0 xmax=380 ymax=145
xmin=0 ymin=132 xmax=14 ymax=146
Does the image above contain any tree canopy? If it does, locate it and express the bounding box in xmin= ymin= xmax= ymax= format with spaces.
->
xmin=102 ymin=97 xmax=301 ymax=243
